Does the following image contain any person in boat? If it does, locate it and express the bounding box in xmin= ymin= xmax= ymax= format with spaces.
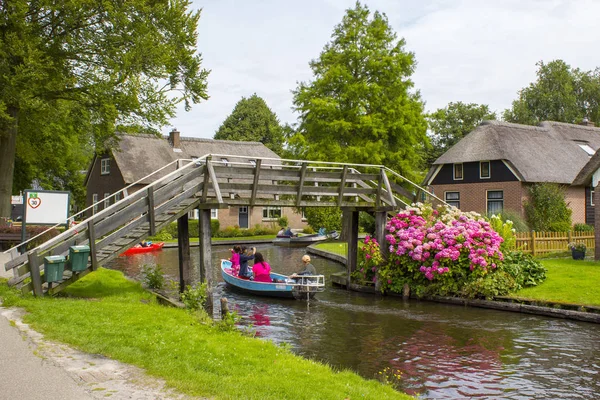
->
xmin=290 ymin=255 xmax=316 ymax=279
xmin=284 ymin=227 xmax=295 ymax=237
xmin=229 ymin=245 xmax=241 ymax=276
xmin=251 ymin=252 xmax=272 ymax=283
xmin=238 ymin=246 xmax=256 ymax=279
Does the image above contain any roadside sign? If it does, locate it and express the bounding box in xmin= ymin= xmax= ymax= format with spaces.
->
xmin=11 ymin=196 xmax=23 ymax=205
xmin=24 ymin=190 xmax=70 ymax=225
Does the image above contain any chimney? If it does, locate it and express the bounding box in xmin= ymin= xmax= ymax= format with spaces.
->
xmin=580 ymin=118 xmax=595 ymax=127
xmin=169 ymin=128 xmax=180 ymax=148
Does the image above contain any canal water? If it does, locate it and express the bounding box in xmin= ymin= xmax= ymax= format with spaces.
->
xmin=109 ymin=244 xmax=600 ymax=399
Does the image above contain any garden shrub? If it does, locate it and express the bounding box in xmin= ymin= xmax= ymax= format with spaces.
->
xmin=502 ymin=251 xmax=546 ymax=289
xmin=378 ymin=203 xmax=505 ymax=299
xmin=524 ymin=183 xmax=572 ymax=232
xmin=211 ymin=218 xmax=220 ymax=233
xmin=152 ymin=231 xmax=173 ymax=241
xmin=140 ymin=264 xmax=165 ymax=290
xmin=573 ymin=223 xmax=593 ymax=232
xmin=0 ymin=225 xmax=60 ymax=249
xmin=351 ymin=235 xmax=382 ymax=284
xmin=180 ymin=283 xmax=207 ymax=310
xmin=488 ymin=209 xmax=529 ymax=232
xmin=303 ymin=206 xmax=342 ymax=232
xmin=487 ymin=214 xmax=516 ymax=251
xmin=302 ymin=226 xmax=315 ymax=234
xmin=359 ymin=212 xmax=376 ymax=234
xmin=277 ymin=216 xmax=289 ymax=229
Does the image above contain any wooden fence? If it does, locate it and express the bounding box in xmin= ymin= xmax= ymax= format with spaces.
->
xmin=514 ymin=231 xmax=594 ymax=256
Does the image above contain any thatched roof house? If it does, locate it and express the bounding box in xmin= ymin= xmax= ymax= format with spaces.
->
xmin=84 ymin=130 xmax=304 ymax=229
xmin=424 ymin=120 xmax=600 ymax=225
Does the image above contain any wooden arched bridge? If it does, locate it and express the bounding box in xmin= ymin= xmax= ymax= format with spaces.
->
xmin=3 ymin=155 xmax=443 ymax=296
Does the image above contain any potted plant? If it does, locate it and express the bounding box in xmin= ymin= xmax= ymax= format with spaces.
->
xmin=568 ymin=242 xmax=586 ymax=260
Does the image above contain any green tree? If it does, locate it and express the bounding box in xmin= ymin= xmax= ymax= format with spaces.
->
xmin=0 ymin=1 xmax=209 ymax=218
xmin=427 ymin=102 xmax=496 ymax=165
xmin=524 ymin=183 xmax=572 ymax=232
xmin=503 ymin=60 xmax=600 ymax=125
xmin=289 ymin=2 xmax=427 ymax=179
xmin=214 ymin=94 xmax=284 ymax=154
xmin=304 ymin=207 xmax=342 ymax=232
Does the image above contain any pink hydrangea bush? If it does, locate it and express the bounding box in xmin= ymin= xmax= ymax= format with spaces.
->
xmin=351 ymin=235 xmax=383 ymax=284
xmin=378 ymin=203 xmax=505 ymax=297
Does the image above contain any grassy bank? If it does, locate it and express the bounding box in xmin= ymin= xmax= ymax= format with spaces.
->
xmin=0 ymin=269 xmax=409 ymax=400
xmin=159 ymin=235 xmax=277 ymax=244
xmin=512 ymin=258 xmax=600 ymax=306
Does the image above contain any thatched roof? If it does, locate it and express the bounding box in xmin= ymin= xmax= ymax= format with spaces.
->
xmin=111 ymin=134 xmax=280 ymax=185
xmin=431 ymin=120 xmax=600 ymax=184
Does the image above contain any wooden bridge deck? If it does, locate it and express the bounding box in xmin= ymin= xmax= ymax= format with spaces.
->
xmin=2 ymin=155 xmax=441 ymax=296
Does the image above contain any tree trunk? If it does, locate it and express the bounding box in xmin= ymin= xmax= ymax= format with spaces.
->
xmin=0 ymin=107 xmax=18 ymax=218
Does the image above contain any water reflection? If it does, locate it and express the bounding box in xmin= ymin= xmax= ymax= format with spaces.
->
xmin=108 ymin=245 xmax=600 ymax=399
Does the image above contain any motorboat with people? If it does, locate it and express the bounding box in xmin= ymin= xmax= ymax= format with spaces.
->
xmin=220 ymin=260 xmax=325 ymax=299
xmin=273 ymin=227 xmax=339 ymax=247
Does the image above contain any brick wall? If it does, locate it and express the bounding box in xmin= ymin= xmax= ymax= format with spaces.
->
xmin=214 ymin=206 xmax=307 ymax=230
xmin=430 ymin=181 xmax=526 ymax=217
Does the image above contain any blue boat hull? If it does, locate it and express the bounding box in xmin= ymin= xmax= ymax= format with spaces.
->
xmin=220 ymin=260 xmax=314 ymax=299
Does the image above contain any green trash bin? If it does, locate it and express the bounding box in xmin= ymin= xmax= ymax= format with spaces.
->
xmin=44 ymin=255 xmax=66 ymax=283
xmin=69 ymin=245 xmax=90 ymax=272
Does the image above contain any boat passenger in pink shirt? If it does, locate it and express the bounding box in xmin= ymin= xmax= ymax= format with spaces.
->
xmin=229 ymin=245 xmax=241 ymax=276
xmin=252 ymin=252 xmax=272 ymax=283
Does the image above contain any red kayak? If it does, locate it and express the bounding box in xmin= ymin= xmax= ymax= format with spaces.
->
xmin=121 ymin=242 xmax=165 ymax=256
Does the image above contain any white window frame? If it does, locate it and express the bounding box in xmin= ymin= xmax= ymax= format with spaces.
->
xmin=480 ymin=161 xmax=491 ymax=179
xmin=453 ymin=163 xmax=463 ymax=181
xmin=486 ymin=190 xmax=504 ymax=215
xmin=115 ymin=191 xmax=122 ymax=202
xmin=262 ymin=206 xmax=282 ymax=220
xmin=591 ymin=188 xmax=595 ymax=207
xmin=444 ymin=191 xmax=460 ymax=209
xmin=92 ymin=194 xmax=98 ymax=214
xmin=100 ymin=158 xmax=110 ymax=175
xmin=104 ymin=193 xmax=110 ymax=209
xmin=211 ymin=209 xmax=218 ymax=219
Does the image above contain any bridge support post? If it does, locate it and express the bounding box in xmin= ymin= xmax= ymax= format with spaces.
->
xmin=344 ymin=210 xmax=359 ymax=288
xmin=374 ymin=211 xmax=388 ymax=292
xmin=199 ymin=208 xmax=213 ymax=316
xmin=177 ymin=213 xmax=191 ymax=293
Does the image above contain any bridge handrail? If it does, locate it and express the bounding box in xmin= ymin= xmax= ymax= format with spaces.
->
xmin=3 ymin=156 xmax=206 ymax=257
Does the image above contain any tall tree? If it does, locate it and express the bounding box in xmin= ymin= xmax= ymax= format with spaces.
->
xmin=0 ymin=1 xmax=209 ymax=218
xmin=503 ymin=60 xmax=600 ymax=125
xmin=214 ymin=94 xmax=284 ymax=154
xmin=289 ymin=2 xmax=427 ymax=179
xmin=427 ymin=102 xmax=496 ymax=165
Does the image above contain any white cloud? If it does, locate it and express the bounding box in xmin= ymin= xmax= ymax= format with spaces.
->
xmin=168 ymin=0 xmax=600 ymax=138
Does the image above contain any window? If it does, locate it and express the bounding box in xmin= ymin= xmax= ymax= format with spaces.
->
xmin=100 ymin=158 xmax=110 ymax=175
xmin=445 ymin=192 xmax=460 ymax=208
xmin=211 ymin=209 xmax=218 ymax=219
xmin=115 ymin=192 xmax=122 ymax=202
xmin=92 ymin=194 xmax=98 ymax=214
xmin=453 ymin=163 xmax=463 ymax=180
xmin=262 ymin=206 xmax=282 ymax=220
xmin=480 ymin=161 xmax=490 ymax=179
xmin=577 ymin=143 xmax=595 ymax=156
xmin=487 ymin=191 xmax=504 ymax=215
xmin=104 ymin=193 xmax=110 ymax=209
xmin=591 ymin=189 xmax=595 ymax=207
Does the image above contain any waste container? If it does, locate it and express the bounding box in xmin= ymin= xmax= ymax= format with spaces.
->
xmin=44 ymin=255 xmax=66 ymax=283
xmin=69 ymin=245 xmax=90 ymax=272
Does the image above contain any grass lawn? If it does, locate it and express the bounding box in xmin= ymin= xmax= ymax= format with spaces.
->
xmin=314 ymin=242 xmax=348 ymax=257
xmin=512 ymin=258 xmax=600 ymax=307
xmin=0 ymin=269 xmax=409 ymax=400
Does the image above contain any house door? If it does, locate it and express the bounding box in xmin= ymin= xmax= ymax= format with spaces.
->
xmin=239 ymin=206 xmax=249 ymax=229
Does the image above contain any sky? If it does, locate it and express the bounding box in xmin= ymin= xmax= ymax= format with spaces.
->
xmin=166 ymin=0 xmax=600 ymax=138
